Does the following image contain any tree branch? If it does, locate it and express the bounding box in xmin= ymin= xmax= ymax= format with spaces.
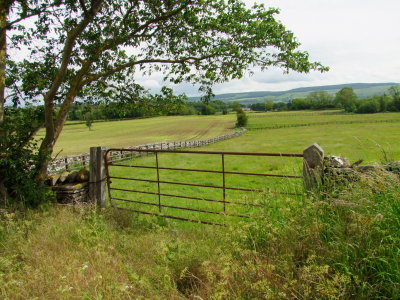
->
xmin=82 ymin=56 xmax=215 ymax=85
xmin=96 ymin=1 xmax=192 ymax=54
xmin=79 ymin=0 xmax=88 ymax=16
xmin=40 ymin=0 xmax=104 ymax=162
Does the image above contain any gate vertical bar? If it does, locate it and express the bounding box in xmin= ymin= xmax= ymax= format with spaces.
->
xmin=104 ymin=150 xmax=113 ymax=206
xmin=155 ymin=152 xmax=161 ymax=211
xmin=222 ymin=153 xmax=226 ymax=212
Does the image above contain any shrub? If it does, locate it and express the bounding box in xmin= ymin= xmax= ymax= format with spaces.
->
xmin=201 ymin=104 xmax=216 ymax=115
xmin=235 ymin=110 xmax=248 ymax=127
xmin=0 ymin=108 xmax=51 ymax=207
xmin=356 ymin=98 xmax=380 ymax=113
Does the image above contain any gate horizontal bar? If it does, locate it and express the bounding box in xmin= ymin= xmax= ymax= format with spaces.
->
xmin=113 ymin=206 xmax=225 ymax=226
xmin=110 ymin=177 xmax=300 ymax=195
xmin=112 ymin=197 xmax=250 ymax=218
xmin=109 ymin=187 xmax=262 ymax=207
xmin=107 ymin=148 xmax=303 ymax=157
xmin=108 ymin=164 xmax=302 ymax=179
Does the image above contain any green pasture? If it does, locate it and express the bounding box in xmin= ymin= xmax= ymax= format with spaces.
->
xmin=2 ymin=110 xmax=399 ymax=298
xmin=37 ymin=114 xmax=236 ymax=156
xmin=244 ymin=111 xmax=400 ymax=162
xmin=103 ymin=110 xmax=400 ymax=224
xmin=247 ymin=110 xmax=400 ymax=128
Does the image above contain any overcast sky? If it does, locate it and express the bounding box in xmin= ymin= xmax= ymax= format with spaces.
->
xmin=136 ymin=0 xmax=400 ymax=96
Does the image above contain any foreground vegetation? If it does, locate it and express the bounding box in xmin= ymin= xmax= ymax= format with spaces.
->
xmin=2 ymin=109 xmax=400 ymax=298
xmin=1 ymin=169 xmax=399 ymax=298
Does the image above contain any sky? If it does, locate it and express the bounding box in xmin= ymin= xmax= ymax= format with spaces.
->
xmin=136 ymin=0 xmax=400 ymax=96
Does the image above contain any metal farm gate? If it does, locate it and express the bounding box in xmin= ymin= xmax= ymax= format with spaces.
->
xmin=104 ymin=148 xmax=303 ymax=225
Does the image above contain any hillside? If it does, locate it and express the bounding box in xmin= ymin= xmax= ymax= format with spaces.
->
xmin=188 ymin=82 xmax=398 ymax=104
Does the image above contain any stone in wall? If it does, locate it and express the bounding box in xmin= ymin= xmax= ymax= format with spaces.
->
xmin=47 ymin=168 xmax=90 ymax=204
xmin=52 ymin=182 xmax=89 ymax=204
xmin=323 ymin=154 xmax=400 ymax=183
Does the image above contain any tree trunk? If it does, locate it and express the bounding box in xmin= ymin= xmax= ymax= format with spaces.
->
xmin=0 ymin=176 xmax=7 ymax=206
xmin=0 ymin=2 xmax=11 ymax=206
xmin=36 ymin=85 xmax=80 ymax=180
xmin=0 ymin=3 xmax=8 ymax=124
xmin=34 ymin=1 xmax=104 ymax=181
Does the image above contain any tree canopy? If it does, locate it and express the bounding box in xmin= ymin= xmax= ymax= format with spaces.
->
xmin=335 ymin=87 xmax=357 ymax=112
xmin=1 ymin=0 xmax=328 ymax=178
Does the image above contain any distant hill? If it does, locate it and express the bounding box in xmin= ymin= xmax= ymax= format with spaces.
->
xmin=188 ymin=82 xmax=398 ymax=104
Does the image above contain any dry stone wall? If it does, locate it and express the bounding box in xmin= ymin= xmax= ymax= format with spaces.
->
xmin=48 ymin=128 xmax=247 ymax=174
xmin=47 ymin=168 xmax=90 ymax=204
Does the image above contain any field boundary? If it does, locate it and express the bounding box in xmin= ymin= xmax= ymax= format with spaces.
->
xmin=248 ymin=118 xmax=400 ymax=130
xmin=250 ymin=111 xmax=344 ymax=118
xmin=48 ymin=128 xmax=247 ymax=174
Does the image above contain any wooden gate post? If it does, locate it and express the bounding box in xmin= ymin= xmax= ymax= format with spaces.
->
xmin=303 ymin=143 xmax=324 ymax=192
xmin=89 ymin=146 xmax=107 ymax=207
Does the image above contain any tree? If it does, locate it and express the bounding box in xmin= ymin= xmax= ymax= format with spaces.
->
xmin=388 ymin=85 xmax=400 ymax=111
xmin=273 ymin=102 xmax=287 ymax=111
xmin=335 ymin=87 xmax=357 ymax=112
xmin=1 ymin=1 xmax=57 ymax=123
xmin=236 ymin=109 xmax=248 ymax=127
xmin=82 ymin=105 xmax=93 ymax=130
xmin=231 ymin=102 xmax=243 ymax=113
xmin=201 ymin=104 xmax=216 ymax=115
xmin=265 ymin=100 xmax=274 ymax=111
xmin=307 ymin=91 xmax=334 ymax=109
xmin=5 ymin=0 xmax=328 ymax=179
xmin=1 ymin=1 xmax=59 ymax=203
xmin=356 ymin=98 xmax=380 ymax=114
xmin=291 ymin=98 xmax=311 ymax=110
xmin=377 ymin=95 xmax=391 ymax=112
xmin=250 ymin=102 xmax=266 ymax=111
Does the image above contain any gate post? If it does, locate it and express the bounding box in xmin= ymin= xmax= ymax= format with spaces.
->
xmin=89 ymin=146 xmax=107 ymax=207
xmin=303 ymin=143 xmax=324 ymax=192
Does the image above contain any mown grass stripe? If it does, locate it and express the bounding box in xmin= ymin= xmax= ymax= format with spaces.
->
xmin=247 ymin=118 xmax=400 ymax=130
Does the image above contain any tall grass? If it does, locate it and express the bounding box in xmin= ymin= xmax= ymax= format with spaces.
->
xmin=1 ymin=168 xmax=399 ymax=298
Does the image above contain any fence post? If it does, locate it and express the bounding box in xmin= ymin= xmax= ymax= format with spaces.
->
xmin=303 ymin=143 xmax=324 ymax=192
xmin=89 ymin=146 xmax=107 ymax=207
xmin=64 ymin=157 xmax=69 ymax=171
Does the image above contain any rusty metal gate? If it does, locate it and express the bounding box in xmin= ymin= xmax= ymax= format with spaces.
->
xmin=105 ymin=148 xmax=303 ymax=225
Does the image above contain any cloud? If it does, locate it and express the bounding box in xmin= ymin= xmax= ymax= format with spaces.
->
xmin=136 ymin=0 xmax=400 ymax=96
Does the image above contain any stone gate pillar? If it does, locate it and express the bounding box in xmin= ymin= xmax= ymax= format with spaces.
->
xmin=303 ymin=143 xmax=324 ymax=192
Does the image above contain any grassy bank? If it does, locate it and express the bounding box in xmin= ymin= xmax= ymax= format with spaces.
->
xmin=7 ymin=110 xmax=398 ymax=298
xmin=1 ymin=169 xmax=399 ymax=298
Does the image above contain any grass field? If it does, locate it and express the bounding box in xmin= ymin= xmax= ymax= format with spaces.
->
xmin=45 ymin=110 xmax=400 ymax=224
xmin=243 ymin=111 xmax=400 ymax=162
xmin=105 ymin=110 xmax=400 ymax=224
xmin=2 ymin=110 xmax=400 ymax=298
xmin=37 ymin=114 xmax=237 ymax=156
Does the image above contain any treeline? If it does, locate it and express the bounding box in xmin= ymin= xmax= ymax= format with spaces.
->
xmin=249 ymin=86 xmax=400 ymax=114
xmin=67 ymin=93 xmax=239 ymax=121
xmin=68 ymin=85 xmax=400 ymax=122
